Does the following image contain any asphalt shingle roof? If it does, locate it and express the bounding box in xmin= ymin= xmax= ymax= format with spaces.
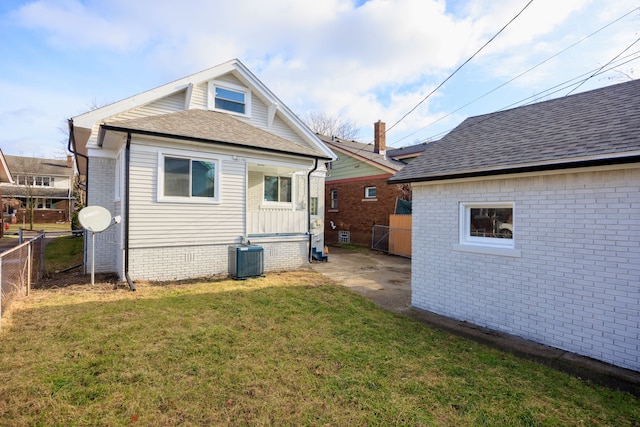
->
xmin=4 ymin=155 xmax=73 ymax=177
xmin=390 ymin=79 xmax=640 ymax=183
xmin=317 ymin=135 xmax=408 ymax=171
xmin=102 ymin=109 xmax=331 ymax=160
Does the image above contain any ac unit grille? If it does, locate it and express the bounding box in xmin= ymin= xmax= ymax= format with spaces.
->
xmin=228 ymin=245 xmax=264 ymax=279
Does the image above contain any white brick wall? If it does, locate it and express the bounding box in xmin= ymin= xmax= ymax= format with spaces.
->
xmin=128 ymin=239 xmax=308 ymax=281
xmin=411 ymin=166 xmax=640 ymax=371
xmin=86 ymin=156 xmax=120 ymax=274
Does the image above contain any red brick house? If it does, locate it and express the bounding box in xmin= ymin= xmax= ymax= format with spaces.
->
xmin=321 ymin=121 xmax=425 ymax=247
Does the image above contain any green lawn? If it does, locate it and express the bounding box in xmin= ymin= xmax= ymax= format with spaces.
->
xmin=44 ymin=234 xmax=84 ymax=274
xmin=0 ymin=272 xmax=638 ymax=426
xmin=3 ymin=222 xmax=72 ymax=234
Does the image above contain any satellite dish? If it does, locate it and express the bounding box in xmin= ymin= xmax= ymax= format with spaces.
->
xmin=78 ymin=205 xmax=113 ymax=233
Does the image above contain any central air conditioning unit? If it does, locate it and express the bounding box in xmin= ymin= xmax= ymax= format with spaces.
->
xmin=228 ymin=245 xmax=264 ymax=279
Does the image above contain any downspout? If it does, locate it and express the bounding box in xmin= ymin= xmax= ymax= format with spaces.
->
xmin=67 ymin=119 xmax=89 ymax=203
xmin=307 ymin=158 xmax=319 ymax=262
xmin=124 ymin=133 xmax=136 ymax=291
xmin=67 ymin=119 xmax=89 ymax=272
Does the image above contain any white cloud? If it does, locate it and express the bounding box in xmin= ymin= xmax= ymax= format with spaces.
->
xmin=3 ymin=0 xmax=639 ymax=153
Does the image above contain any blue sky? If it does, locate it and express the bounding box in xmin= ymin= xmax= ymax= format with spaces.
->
xmin=1 ymin=0 xmax=638 ymax=159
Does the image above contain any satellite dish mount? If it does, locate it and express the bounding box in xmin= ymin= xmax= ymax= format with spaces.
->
xmin=78 ymin=206 xmax=121 ymax=285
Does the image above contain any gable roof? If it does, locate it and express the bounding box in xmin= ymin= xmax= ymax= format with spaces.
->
xmin=70 ymin=59 xmax=335 ymax=175
xmin=101 ymin=109 xmax=331 ymax=160
xmin=4 ymin=155 xmax=74 ymax=177
xmin=0 ymin=149 xmax=12 ymax=183
xmin=390 ymin=79 xmax=640 ymax=184
xmin=318 ymin=135 xmax=407 ymax=173
xmin=387 ymin=142 xmax=428 ymax=160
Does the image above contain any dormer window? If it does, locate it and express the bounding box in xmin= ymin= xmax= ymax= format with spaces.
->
xmin=216 ymin=87 xmax=245 ymax=113
xmin=208 ymin=81 xmax=251 ymax=117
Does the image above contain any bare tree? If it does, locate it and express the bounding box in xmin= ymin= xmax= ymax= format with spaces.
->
xmin=303 ymin=112 xmax=361 ymax=140
xmin=10 ymin=156 xmax=42 ymax=230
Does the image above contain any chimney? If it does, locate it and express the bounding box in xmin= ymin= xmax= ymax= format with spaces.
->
xmin=374 ymin=120 xmax=386 ymax=156
xmin=66 ymin=154 xmax=73 ymax=168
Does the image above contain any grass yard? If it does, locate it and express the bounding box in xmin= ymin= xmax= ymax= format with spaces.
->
xmin=44 ymin=234 xmax=84 ymax=275
xmin=3 ymin=222 xmax=72 ymax=234
xmin=0 ymin=272 xmax=638 ymax=426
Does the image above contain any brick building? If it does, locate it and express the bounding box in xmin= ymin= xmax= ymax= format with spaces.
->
xmin=389 ymin=79 xmax=640 ymax=372
xmin=321 ymin=121 xmax=425 ymax=247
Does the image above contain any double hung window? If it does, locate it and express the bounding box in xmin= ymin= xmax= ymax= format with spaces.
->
xmin=330 ymin=189 xmax=338 ymax=209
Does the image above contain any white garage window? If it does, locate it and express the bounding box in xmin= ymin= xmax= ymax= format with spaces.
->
xmin=459 ymin=202 xmax=514 ymax=249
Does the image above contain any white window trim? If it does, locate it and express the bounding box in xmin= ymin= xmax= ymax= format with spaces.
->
xmin=261 ymin=174 xmax=294 ymax=208
xmin=208 ymin=81 xmax=251 ymax=118
xmin=157 ymin=151 xmax=221 ymax=204
xmin=458 ymin=202 xmax=518 ymax=253
xmin=364 ymin=186 xmax=377 ymax=199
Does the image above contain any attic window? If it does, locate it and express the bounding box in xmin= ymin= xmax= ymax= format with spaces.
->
xmin=209 ymin=81 xmax=251 ymax=117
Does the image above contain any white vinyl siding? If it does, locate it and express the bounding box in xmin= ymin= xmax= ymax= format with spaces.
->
xmin=127 ymin=143 xmax=245 ymax=248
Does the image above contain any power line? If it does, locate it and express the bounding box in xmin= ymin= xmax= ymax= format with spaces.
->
xmin=565 ymin=36 xmax=640 ymax=96
xmin=384 ymin=0 xmax=534 ymax=136
xmin=389 ymin=6 xmax=640 ymax=147
xmin=421 ymin=53 xmax=640 ymax=142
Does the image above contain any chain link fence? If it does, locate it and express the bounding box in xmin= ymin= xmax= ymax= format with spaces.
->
xmin=371 ymin=225 xmax=411 ymax=258
xmin=0 ymin=232 xmax=45 ymax=327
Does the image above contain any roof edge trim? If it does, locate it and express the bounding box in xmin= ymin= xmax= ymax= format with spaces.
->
xmin=100 ymin=125 xmax=333 ymax=161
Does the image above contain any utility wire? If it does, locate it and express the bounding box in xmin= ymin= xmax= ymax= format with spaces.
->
xmin=385 ymin=0 xmax=534 ymax=135
xmin=389 ymin=6 xmax=640 ymax=147
xmin=350 ymin=0 xmax=533 ymax=156
xmin=421 ymin=53 xmax=640 ymax=142
xmin=565 ymin=36 xmax=640 ymax=95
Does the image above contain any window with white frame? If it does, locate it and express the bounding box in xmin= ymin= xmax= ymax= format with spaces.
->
xmin=160 ymin=154 xmax=218 ymax=202
xmin=330 ymin=189 xmax=338 ymax=209
xmin=264 ymin=175 xmax=291 ymax=203
xmin=365 ymin=186 xmax=377 ymax=198
xmin=209 ymin=82 xmax=251 ymax=116
xmin=15 ymin=175 xmax=53 ymax=186
xmin=310 ymin=197 xmax=319 ymax=215
xmin=460 ymin=202 xmax=514 ymax=248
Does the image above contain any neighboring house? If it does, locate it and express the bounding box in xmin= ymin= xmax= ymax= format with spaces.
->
xmin=69 ymin=59 xmax=335 ymax=284
xmin=389 ymin=79 xmax=640 ymax=372
xmin=320 ymin=121 xmax=425 ymax=247
xmin=1 ymin=154 xmax=75 ymax=224
xmin=0 ymin=150 xmax=11 ymax=237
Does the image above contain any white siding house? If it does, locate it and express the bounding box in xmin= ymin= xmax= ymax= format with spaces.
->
xmin=389 ymin=79 xmax=640 ymax=372
xmin=70 ymin=59 xmax=335 ymax=284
